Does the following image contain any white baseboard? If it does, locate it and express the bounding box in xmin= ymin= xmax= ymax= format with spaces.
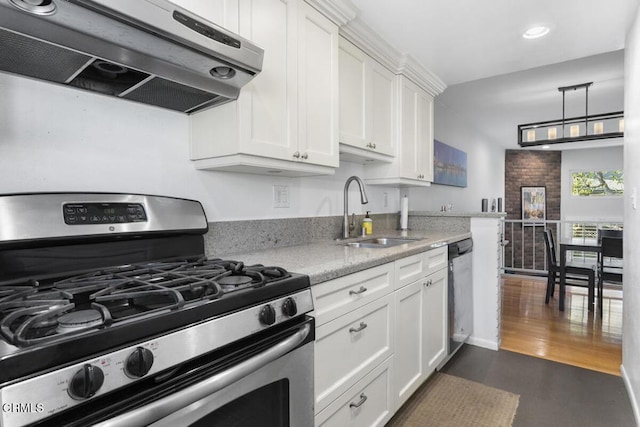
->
xmin=621 ymin=364 xmax=640 ymax=426
xmin=467 ymin=336 xmax=499 ymax=351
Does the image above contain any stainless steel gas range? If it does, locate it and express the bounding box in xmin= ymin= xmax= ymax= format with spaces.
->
xmin=0 ymin=193 xmax=314 ymax=427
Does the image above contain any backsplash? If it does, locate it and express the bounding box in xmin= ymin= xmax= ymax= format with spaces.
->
xmin=203 ymin=211 xmax=494 ymax=256
xmin=204 ymin=213 xmax=400 ymax=256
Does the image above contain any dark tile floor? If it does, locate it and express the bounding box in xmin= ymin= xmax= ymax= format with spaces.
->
xmin=440 ymin=345 xmax=636 ymax=427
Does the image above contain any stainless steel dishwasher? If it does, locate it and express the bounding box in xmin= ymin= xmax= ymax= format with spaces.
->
xmin=439 ymin=238 xmax=473 ymax=368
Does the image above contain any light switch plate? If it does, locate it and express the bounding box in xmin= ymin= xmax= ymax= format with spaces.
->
xmin=273 ymin=185 xmax=290 ymax=208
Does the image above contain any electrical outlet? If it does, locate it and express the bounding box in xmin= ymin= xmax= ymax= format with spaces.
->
xmin=273 ymin=185 xmax=290 ymax=208
xmin=383 ymin=192 xmax=388 ymax=207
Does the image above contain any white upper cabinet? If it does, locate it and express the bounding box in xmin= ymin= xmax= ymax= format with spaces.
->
xmin=363 ymin=75 xmax=434 ymax=187
xmin=189 ymin=0 xmax=339 ymax=176
xmin=297 ymin=3 xmax=340 ymax=168
xmin=398 ymin=76 xmax=434 ymax=182
xmin=338 ymin=37 xmax=395 ymax=163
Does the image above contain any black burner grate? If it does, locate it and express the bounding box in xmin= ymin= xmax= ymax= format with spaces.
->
xmin=0 ymin=258 xmax=291 ymax=347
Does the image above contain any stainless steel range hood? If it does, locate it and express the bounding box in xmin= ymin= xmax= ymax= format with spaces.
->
xmin=0 ymin=0 xmax=264 ymax=113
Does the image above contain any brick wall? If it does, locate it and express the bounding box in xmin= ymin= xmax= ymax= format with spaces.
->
xmin=504 ymin=150 xmax=561 ymax=270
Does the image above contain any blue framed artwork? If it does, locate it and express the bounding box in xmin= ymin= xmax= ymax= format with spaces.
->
xmin=433 ymin=140 xmax=467 ymax=187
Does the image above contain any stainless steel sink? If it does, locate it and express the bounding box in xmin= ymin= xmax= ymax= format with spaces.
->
xmin=342 ymin=237 xmax=421 ymax=248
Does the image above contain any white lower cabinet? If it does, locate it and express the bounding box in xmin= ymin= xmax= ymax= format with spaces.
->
xmin=315 ymin=294 xmax=394 ymax=412
xmin=423 ymin=267 xmax=447 ymax=373
xmin=393 ymin=261 xmax=448 ymax=409
xmin=393 ymin=279 xmax=425 ymax=406
xmin=312 ymin=246 xmax=449 ymax=426
xmin=315 ymin=357 xmax=394 ymax=427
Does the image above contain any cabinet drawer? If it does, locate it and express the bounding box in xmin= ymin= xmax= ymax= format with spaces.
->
xmin=315 ymin=294 xmax=394 ymax=413
xmin=395 ymin=252 xmax=426 ymax=289
xmin=395 ymin=246 xmax=447 ymax=290
xmin=315 ymin=356 xmax=394 ymax=427
xmin=312 ymin=263 xmax=394 ymax=326
xmin=425 ymin=245 xmax=448 ymax=276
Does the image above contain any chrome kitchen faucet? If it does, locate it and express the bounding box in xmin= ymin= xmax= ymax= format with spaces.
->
xmin=343 ymin=176 xmax=369 ymax=239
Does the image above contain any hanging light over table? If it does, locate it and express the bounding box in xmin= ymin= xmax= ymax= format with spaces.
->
xmin=517 ymin=82 xmax=624 ymax=147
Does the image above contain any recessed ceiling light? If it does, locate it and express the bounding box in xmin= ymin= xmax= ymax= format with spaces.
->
xmin=523 ymin=26 xmax=550 ymax=39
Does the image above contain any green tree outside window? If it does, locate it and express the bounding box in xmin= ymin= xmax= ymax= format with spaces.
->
xmin=571 ymin=170 xmax=624 ymax=196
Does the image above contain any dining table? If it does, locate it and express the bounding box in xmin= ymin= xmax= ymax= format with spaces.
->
xmin=558 ymin=238 xmax=600 ymax=311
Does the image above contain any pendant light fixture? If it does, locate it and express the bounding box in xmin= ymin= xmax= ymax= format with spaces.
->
xmin=517 ymin=82 xmax=624 ymax=147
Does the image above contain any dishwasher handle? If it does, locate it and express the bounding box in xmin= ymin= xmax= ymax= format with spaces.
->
xmin=449 ymin=238 xmax=473 ymax=258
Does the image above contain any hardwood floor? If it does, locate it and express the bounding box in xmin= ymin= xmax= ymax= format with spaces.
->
xmin=500 ymin=275 xmax=623 ymax=376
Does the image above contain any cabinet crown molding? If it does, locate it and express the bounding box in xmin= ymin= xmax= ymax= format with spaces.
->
xmin=305 ymin=0 xmax=358 ymax=26
xmin=339 ymin=17 xmax=447 ymax=97
xmin=398 ymin=55 xmax=447 ymax=97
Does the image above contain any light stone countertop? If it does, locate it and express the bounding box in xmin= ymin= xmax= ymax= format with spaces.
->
xmin=216 ymin=230 xmax=471 ymax=285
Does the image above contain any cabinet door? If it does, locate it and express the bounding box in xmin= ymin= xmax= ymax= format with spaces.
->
xmin=189 ymin=0 xmax=298 ymax=162
xmin=369 ymin=60 xmax=395 ymax=156
xmin=297 ymin=2 xmax=339 ymax=167
xmin=236 ymin=0 xmax=298 ymax=161
xmin=398 ymin=77 xmax=421 ymax=180
xmin=417 ymin=89 xmax=434 ymax=181
xmin=423 ymin=267 xmax=447 ymax=373
xmin=393 ymin=280 xmax=425 ymax=408
xmin=339 ymin=37 xmax=368 ymax=149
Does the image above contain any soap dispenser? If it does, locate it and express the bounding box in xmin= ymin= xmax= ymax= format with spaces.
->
xmin=362 ymin=211 xmax=373 ymax=235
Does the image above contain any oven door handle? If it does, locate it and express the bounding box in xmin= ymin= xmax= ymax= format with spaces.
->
xmin=93 ymin=323 xmax=311 ymax=427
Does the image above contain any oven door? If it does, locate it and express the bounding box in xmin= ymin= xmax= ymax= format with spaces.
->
xmin=41 ymin=317 xmax=314 ymax=427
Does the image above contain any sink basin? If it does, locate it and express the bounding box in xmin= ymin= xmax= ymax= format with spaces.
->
xmin=342 ymin=237 xmax=421 ymax=249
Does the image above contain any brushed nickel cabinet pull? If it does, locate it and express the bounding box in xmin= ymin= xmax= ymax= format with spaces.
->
xmin=301 ymin=152 xmax=308 ymax=159
xmin=293 ymin=151 xmax=300 ymax=158
xmin=349 ymin=322 xmax=368 ymax=333
xmin=349 ymin=286 xmax=367 ymax=295
xmin=349 ymin=393 xmax=368 ymax=408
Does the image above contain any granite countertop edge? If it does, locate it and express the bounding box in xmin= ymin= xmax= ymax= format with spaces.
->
xmin=216 ymin=230 xmax=472 ymax=285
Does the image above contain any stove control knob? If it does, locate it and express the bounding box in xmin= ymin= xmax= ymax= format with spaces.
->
xmin=125 ymin=347 xmax=154 ymax=378
xmin=68 ymin=364 xmax=104 ymax=400
xmin=282 ymin=298 xmax=298 ymax=317
xmin=259 ymin=304 xmax=277 ymax=325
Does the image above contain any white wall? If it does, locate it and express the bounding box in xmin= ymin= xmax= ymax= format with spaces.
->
xmin=561 ymin=146 xmax=624 ymax=222
xmin=0 ymin=73 xmax=399 ymax=221
xmin=622 ymin=4 xmax=640 ymax=423
xmin=407 ymin=96 xmax=505 ymax=212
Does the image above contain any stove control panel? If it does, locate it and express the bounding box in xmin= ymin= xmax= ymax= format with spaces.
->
xmin=63 ymin=202 xmax=147 ymax=225
xmin=0 ymin=290 xmax=313 ymax=427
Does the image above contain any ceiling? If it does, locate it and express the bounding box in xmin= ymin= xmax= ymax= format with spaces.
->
xmin=350 ymin=0 xmax=637 ymax=86
xmin=350 ymin=0 xmax=638 ymax=150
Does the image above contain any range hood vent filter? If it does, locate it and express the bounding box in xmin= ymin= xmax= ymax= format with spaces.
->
xmin=0 ymin=28 xmax=91 ymax=83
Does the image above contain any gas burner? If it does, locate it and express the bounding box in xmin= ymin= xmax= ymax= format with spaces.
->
xmin=56 ymin=309 xmax=104 ymax=333
xmin=31 ymin=316 xmax=58 ymax=329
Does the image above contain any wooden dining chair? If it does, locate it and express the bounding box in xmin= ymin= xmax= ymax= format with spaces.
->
xmin=543 ymin=230 xmax=596 ymax=310
xmin=597 ymin=236 xmax=623 ymax=315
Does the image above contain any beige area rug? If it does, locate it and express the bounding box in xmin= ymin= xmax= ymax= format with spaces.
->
xmin=386 ymin=373 xmax=520 ymax=427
